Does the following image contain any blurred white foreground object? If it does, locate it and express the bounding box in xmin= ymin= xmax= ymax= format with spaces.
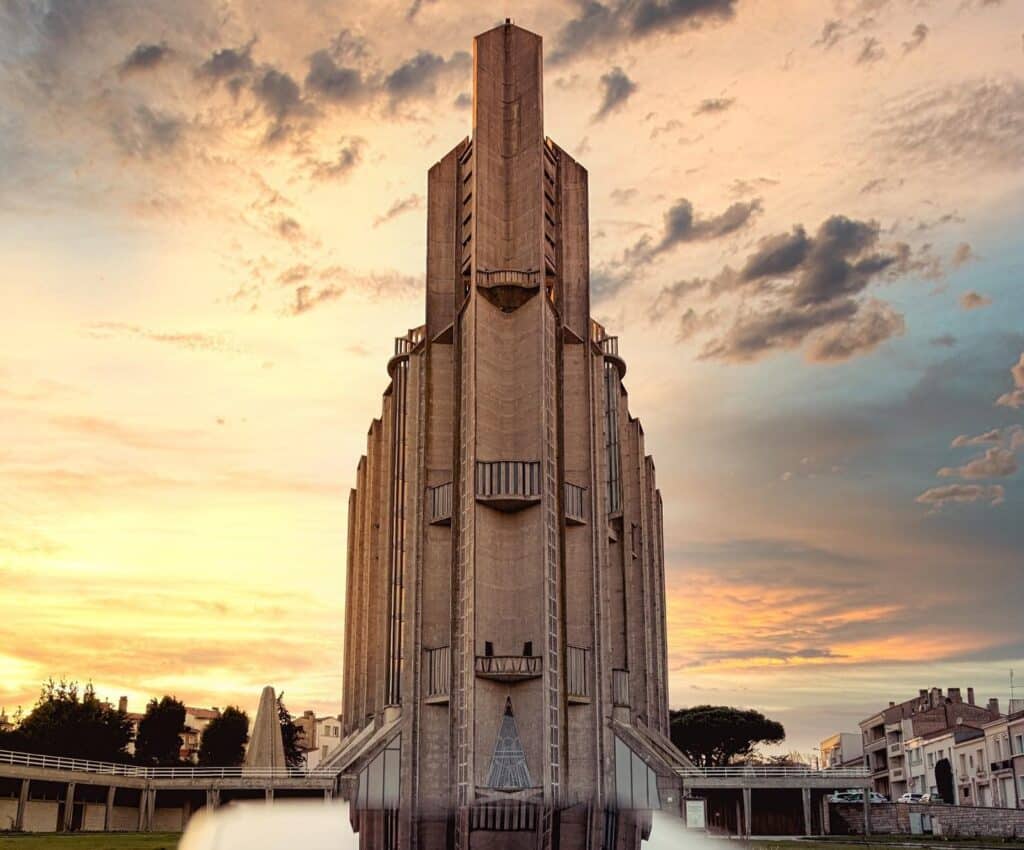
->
xmin=179 ymin=800 xmax=358 ymax=850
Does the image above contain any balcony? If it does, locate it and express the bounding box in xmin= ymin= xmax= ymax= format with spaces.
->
xmin=889 ymin=743 xmax=903 ymax=755
xmin=476 ymin=461 xmax=541 ymax=511
xmin=990 ymin=759 xmax=1013 ymax=773
xmin=475 ymin=655 xmax=542 ymax=682
xmin=567 ymin=646 xmax=591 ymax=703
xmin=612 ymin=669 xmax=630 ymax=707
xmin=428 ymin=482 xmax=452 ymax=525
xmin=864 ymin=737 xmax=888 ymax=752
xmin=564 ymin=482 xmax=587 ymax=525
xmin=424 ymin=646 xmax=450 ymax=704
xmin=891 ymin=767 xmax=904 ymax=780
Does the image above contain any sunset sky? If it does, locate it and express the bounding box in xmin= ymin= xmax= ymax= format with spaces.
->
xmin=1 ymin=0 xmax=1022 ymax=755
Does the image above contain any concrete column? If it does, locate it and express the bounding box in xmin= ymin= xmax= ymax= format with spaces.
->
xmin=104 ymin=785 xmax=116 ymax=831
xmin=821 ymin=795 xmax=832 ymax=835
xmin=206 ymin=788 xmax=220 ymax=810
xmin=863 ymin=792 xmax=871 ymax=836
xmin=323 ymin=788 xmax=332 ymax=803
xmin=742 ymin=787 xmax=752 ymax=837
xmin=62 ymin=781 xmax=76 ymax=832
xmin=265 ymin=788 xmax=274 ymax=803
xmin=14 ymin=778 xmax=29 ymax=831
xmin=146 ymin=788 xmax=156 ymax=832
xmin=734 ymin=799 xmax=742 ymax=837
xmin=802 ymin=787 xmax=813 ymax=836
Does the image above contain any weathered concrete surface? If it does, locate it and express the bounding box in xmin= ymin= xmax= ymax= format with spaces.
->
xmin=245 ymin=685 xmax=287 ymax=770
xmin=832 ymin=801 xmax=1024 ymax=838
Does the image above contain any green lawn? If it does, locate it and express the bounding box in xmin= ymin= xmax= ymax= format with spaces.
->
xmin=0 ymin=835 xmax=179 ymax=850
xmin=747 ymin=841 xmax=1024 ymax=850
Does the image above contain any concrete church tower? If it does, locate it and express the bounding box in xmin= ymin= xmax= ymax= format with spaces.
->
xmin=334 ymin=21 xmax=686 ymax=850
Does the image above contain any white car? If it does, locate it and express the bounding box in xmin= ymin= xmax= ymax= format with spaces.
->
xmin=830 ymin=789 xmax=887 ymax=804
xmin=898 ymin=792 xmax=925 ymax=803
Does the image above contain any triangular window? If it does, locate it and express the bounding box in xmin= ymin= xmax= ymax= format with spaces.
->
xmin=485 ymin=698 xmax=533 ymax=789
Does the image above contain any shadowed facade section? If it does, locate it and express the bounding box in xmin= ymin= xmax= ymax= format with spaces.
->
xmin=333 ymin=21 xmax=686 ymax=849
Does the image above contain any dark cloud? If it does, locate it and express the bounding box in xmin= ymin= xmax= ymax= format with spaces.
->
xmin=304 ymin=49 xmax=366 ymax=104
xmin=593 ymin=66 xmax=637 ymax=121
xmin=252 ymin=67 xmax=313 ymax=144
xmin=274 ymin=215 xmax=305 ymax=242
xmin=373 ymin=193 xmax=423 ymax=227
xmin=651 ymin=215 xmax=922 ymax=363
xmin=805 ymin=299 xmax=905 ymax=362
xmin=632 ymin=197 xmax=762 ymax=259
xmin=551 ymin=0 xmax=738 ymax=63
xmin=119 ymin=42 xmax=171 ymax=75
xmin=198 ymin=42 xmax=255 ymax=81
xmin=291 ymin=284 xmax=344 ymax=315
xmin=308 ymin=137 xmax=364 ymax=180
xmin=959 ymin=290 xmax=991 ymax=310
xmin=383 ymin=50 xmax=470 ymax=106
xmin=453 ymin=92 xmax=472 ymax=110
xmin=856 ymin=36 xmax=885 ymax=64
xmin=929 ymin=333 xmax=957 ymax=348
xmin=813 ymin=19 xmax=845 ymax=49
xmin=693 ymin=96 xmax=734 ymax=115
xmin=902 ymin=23 xmax=928 ymax=53
xmin=916 ymin=483 xmax=1005 ymax=508
xmin=882 ymin=77 xmax=1024 ymax=171
xmin=938 ymin=446 xmax=1018 ymax=479
xmin=610 ymin=187 xmax=638 ymax=204
xmin=110 ymin=105 xmax=185 ymax=158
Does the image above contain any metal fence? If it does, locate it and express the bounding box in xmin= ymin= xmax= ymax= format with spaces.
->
xmin=677 ymin=764 xmax=871 ymax=778
xmin=0 ymin=748 xmax=338 ymax=780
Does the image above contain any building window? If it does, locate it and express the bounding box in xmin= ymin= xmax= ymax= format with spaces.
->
xmin=614 ymin=736 xmax=660 ymax=811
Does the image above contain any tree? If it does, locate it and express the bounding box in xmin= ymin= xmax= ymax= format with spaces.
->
xmin=15 ymin=680 xmax=133 ymax=761
xmin=198 ymin=706 xmax=249 ymax=766
xmin=669 ymin=705 xmax=785 ymax=767
xmin=935 ymin=757 xmax=954 ymax=804
xmin=134 ymin=696 xmax=186 ymax=766
xmin=277 ymin=693 xmax=305 ymax=769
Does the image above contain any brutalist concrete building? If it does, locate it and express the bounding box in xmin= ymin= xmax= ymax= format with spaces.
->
xmin=333 ymin=21 xmax=685 ymax=849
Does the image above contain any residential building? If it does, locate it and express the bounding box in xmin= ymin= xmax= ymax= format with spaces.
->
xmin=860 ymin=687 xmax=1001 ymax=797
xmin=820 ymin=732 xmax=864 ymax=769
xmin=119 ymin=697 xmax=220 ymax=763
xmin=295 ymin=711 xmax=345 ymax=770
xmin=953 ymin=726 xmax=991 ymax=805
xmin=335 ymin=21 xmax=682 ymax=848
xmin=1009 ymin=709 xmax=1024 ymax=809
xmin=983 ymin=713 xmax=1018 ymax=809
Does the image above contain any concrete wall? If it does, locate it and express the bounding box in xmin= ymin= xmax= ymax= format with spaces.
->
xmin=22 ymin=799 xmax=59 ymax=832
xmin=832 ymin=802 xmax=1024 ymax=838
xmin=0 ymin=798 xmax=16 ymax=830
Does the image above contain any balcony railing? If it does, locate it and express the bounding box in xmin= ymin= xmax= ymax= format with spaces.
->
xmin=428 ymin=482 xmax=452 ymax=525
xmin=476 ymin=461 xmax=541 ymax=510
xmin=0 ymin=748 xmax=336 ymax=779
xmin=612 ymin=669 xmax=630 ymax=707
xmin=475 ymin=655 xmax=542 ymax=682
xmin=990 ymin=759 xmax=1013 ymax=773
xmin=598 ymin=336 xmax=619 ymax=357
xmin=476 ymin=269 xmax=540 ymax=288
xmin=678 ymin=765 xmax=870 ymax=779
xmin=564 ymin=482 xmax=587 ymax=525
xmin=425 ymin=646 xmax=450 ymax=702
xmin=567 ymin=646 xmax=591 ymax=702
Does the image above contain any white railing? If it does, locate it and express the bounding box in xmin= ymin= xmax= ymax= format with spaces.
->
xmin=678 ymin=765 xmax=871 ymax=778
xmin=0 ymin=748 xmax=338 ymax=780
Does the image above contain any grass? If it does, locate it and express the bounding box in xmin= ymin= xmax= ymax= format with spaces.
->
xmin=746 ymin=840 xmax=1024 ymax=850
xmin=0 ymin=835 xmax=179 ymax=850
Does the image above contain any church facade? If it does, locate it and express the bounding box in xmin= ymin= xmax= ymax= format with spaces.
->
xmin=333 ymin=21 xmax=685 ymax=849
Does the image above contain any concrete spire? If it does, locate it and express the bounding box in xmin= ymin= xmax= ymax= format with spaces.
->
xmin=244 ymin=685 xmax=286 ymax=769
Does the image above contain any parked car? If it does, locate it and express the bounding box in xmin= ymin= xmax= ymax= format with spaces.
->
xmin=829 ymin=789 xmax=887 ymax=804
xmin=898 ymin=792 xmax=925 ymax=803
xmin=920 ymin=793 xmax=944 ymax=804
